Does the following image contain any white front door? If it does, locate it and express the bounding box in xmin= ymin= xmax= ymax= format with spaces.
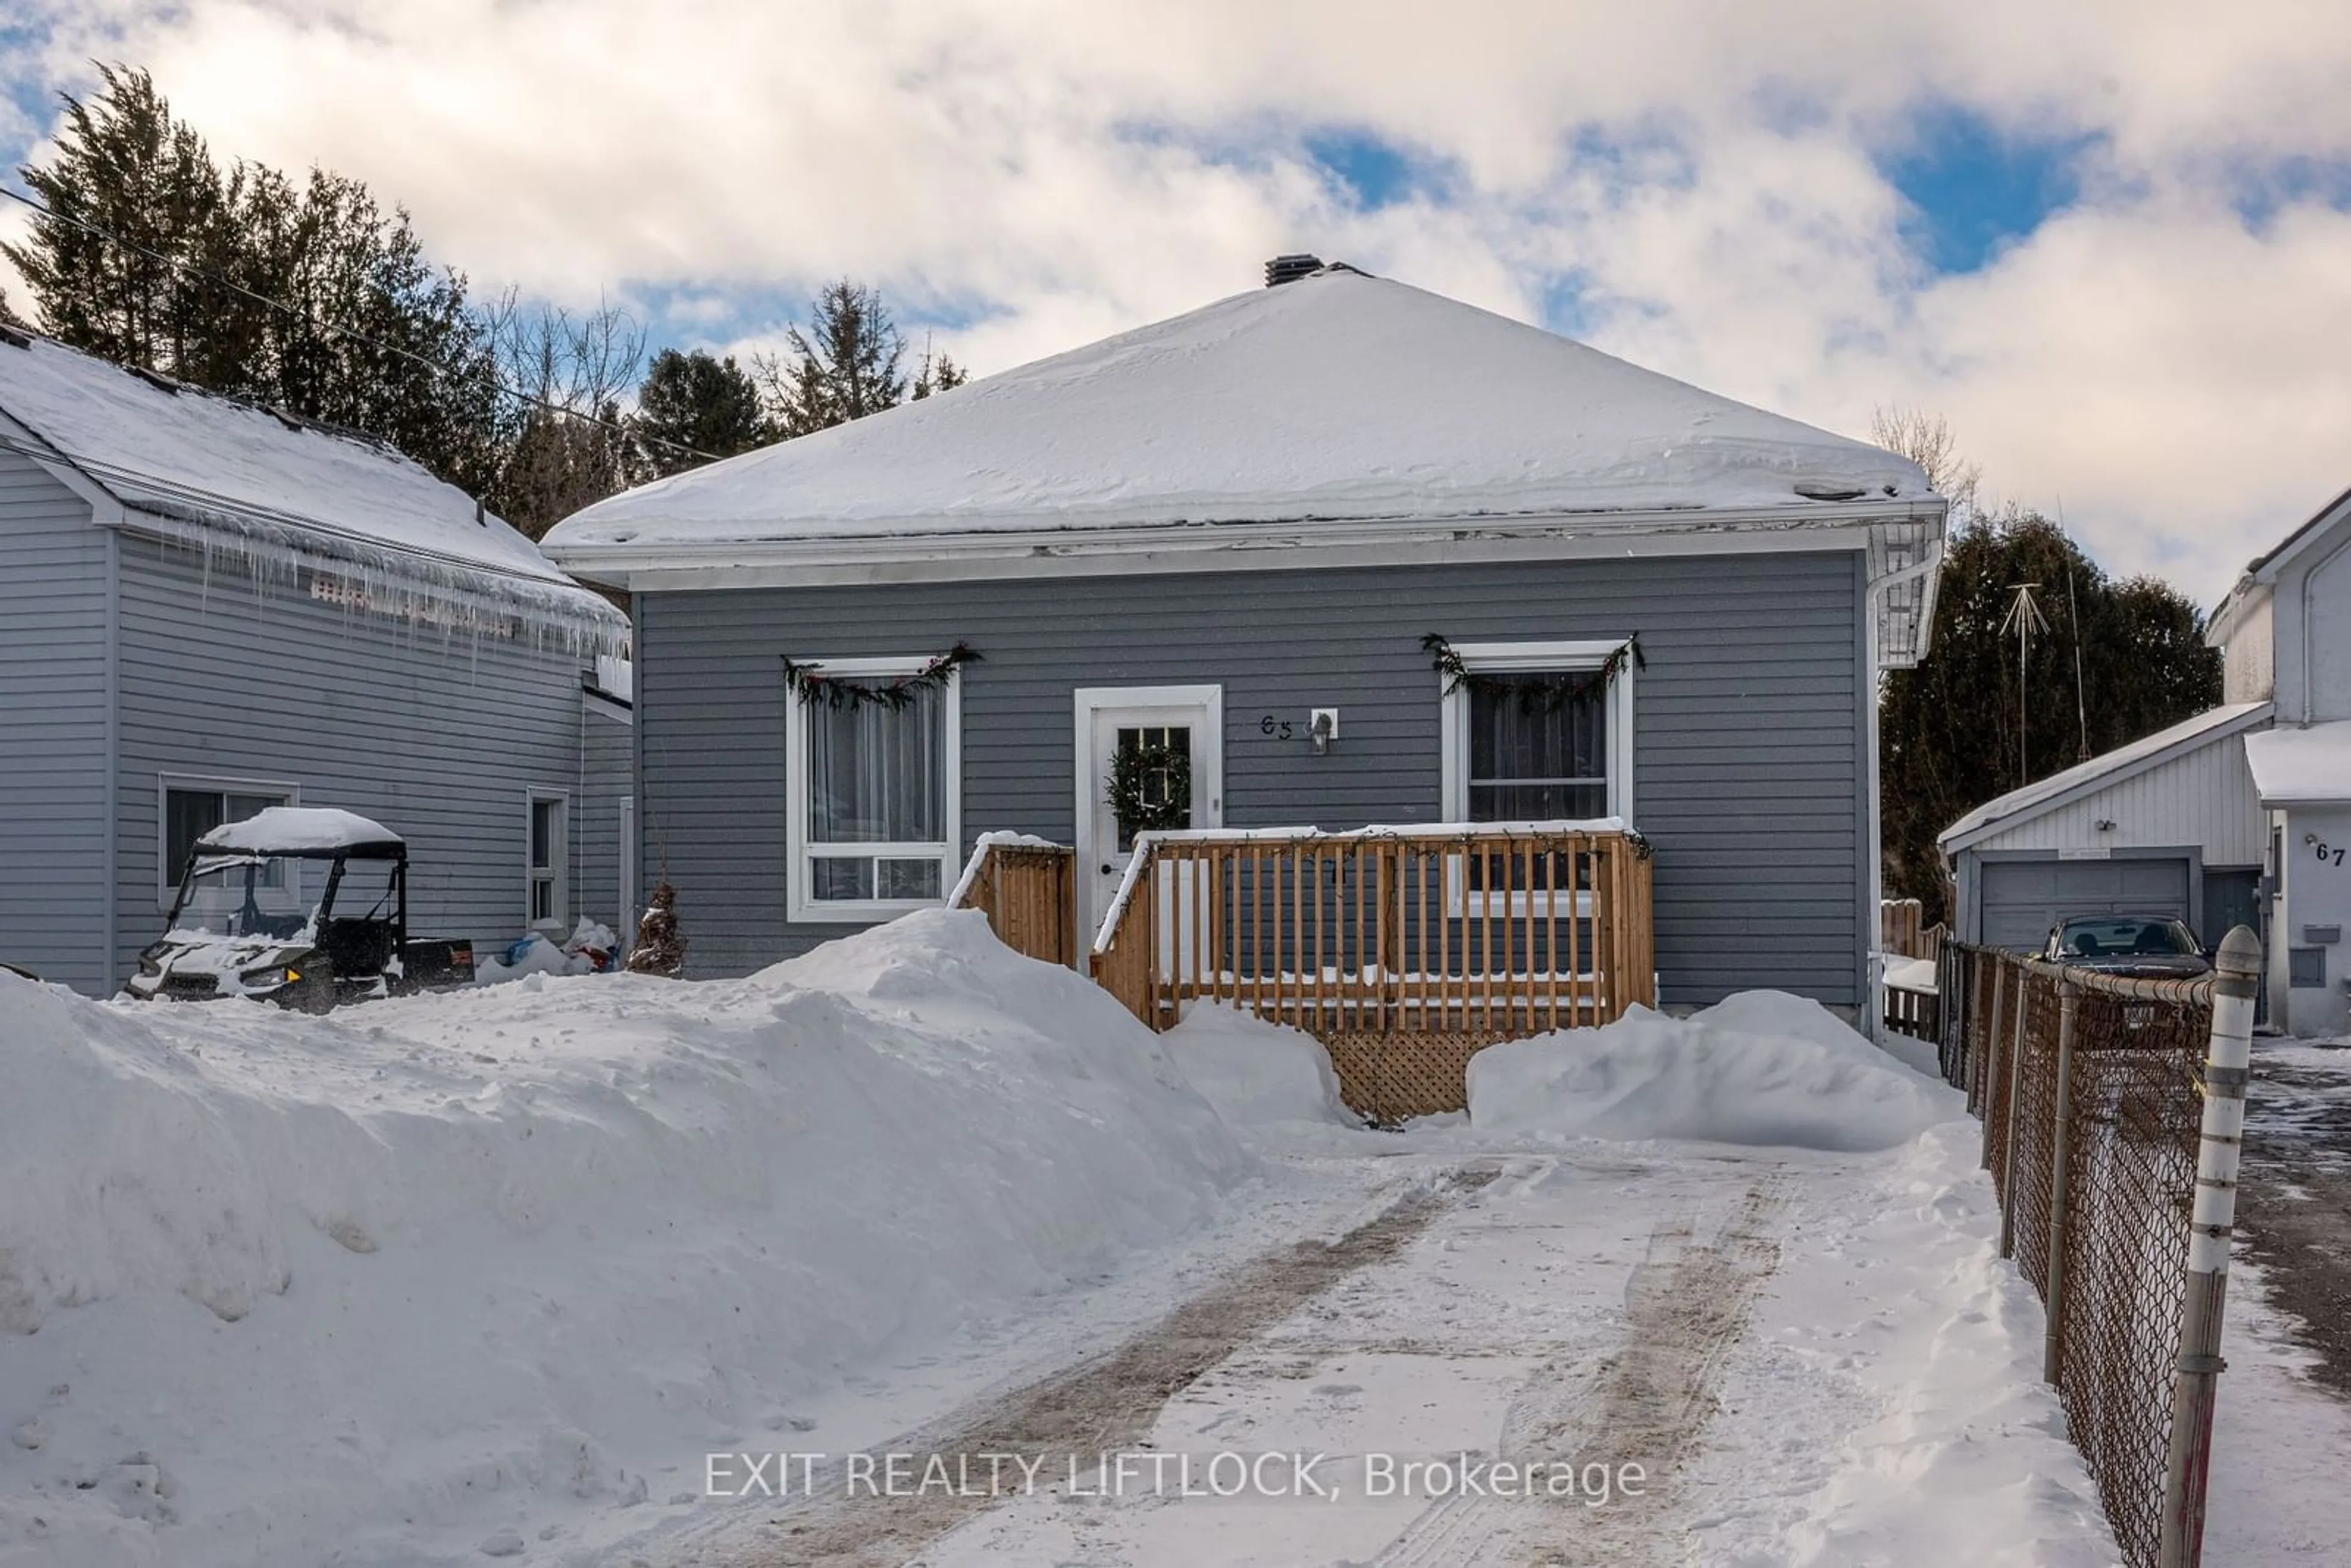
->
xmin=1074 ymin=686 xmax=1224 ymax=951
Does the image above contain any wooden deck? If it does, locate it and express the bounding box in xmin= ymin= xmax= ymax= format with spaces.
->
xmin=1084 ymin=824 xmax=1656 ymax=1119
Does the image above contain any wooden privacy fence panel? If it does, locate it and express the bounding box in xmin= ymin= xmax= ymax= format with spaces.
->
xmin=950 ymin=836 xmax=1076 ymax=969
xmin=1881 ymin=898 xmax=1945 ymax=961
xmin=1089 ymin=825 xmax=1656 ymax=1117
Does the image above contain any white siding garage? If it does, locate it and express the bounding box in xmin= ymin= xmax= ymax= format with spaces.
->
xmin=1940 ymin=702 xmax=2272 ymax=951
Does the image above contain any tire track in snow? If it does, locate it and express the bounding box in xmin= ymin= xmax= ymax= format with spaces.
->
xmin=696 ymin=1166 xmax=1500 ymax=1568
xmin=1371 ymin=1176 xmax=1789 ymax=1568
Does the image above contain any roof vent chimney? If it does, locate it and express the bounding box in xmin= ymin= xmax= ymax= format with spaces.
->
xmin=1264 ymin=253 xmax=1323 ymax=288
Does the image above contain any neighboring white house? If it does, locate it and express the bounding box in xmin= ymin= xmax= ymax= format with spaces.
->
xmin=1938 ymin=482 xmax=2351 ymax=1035
xmin=2216 ymin=486 xmax=2351 ymax=1035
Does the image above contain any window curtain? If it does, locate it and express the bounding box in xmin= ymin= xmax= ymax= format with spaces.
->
xmin=807 ymin=685 xmax=945 ymax=843
xmin=1467 ymin=680 xmax=1608 ymax=819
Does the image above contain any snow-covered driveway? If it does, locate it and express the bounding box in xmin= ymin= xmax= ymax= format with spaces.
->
xmin=656 ymin=1118 xmax=2115 ymax=1568
xmin=10 ymin=916 xmax=2347 ymax=1567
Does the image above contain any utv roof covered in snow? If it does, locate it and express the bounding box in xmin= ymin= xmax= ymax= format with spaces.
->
xmin=195 ymin=807 xmax=407 ymax=858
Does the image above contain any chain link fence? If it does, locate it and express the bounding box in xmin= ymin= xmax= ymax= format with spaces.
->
xmin=1935 ymin=941 xmax=2218 ymax=1568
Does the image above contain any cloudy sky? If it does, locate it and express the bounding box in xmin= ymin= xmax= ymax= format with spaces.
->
xmin=3 ymin=1 xmax=2347 ymax=601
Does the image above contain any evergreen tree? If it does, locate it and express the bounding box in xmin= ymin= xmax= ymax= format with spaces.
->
xmin=1881 ymin=511 xmax=2222 ymax=922
xmin=911 ymin=345 xmax=966 ymax=400
xmin=631 ymin=348 xmax=767 ymax=476
xmin=4 ymin=67 xmax=503 ymax=495
xmin=757 ymin=280 xmax=908 ymax=437
xmin=4 ymin=66 xmax=232 ymax=379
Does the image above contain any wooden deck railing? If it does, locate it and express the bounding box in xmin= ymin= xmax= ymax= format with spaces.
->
xmin=1088 ymin=823 xmax=1655 ymax=1116
xmin=950 ymin=833 xmax=1077 ymax=969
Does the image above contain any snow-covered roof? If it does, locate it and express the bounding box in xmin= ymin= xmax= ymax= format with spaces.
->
xmin=2243 ymin=721 xmax=2351 ymax=806
xmin=0 ymin=332 xmax=618 ymax=631
xmin=1939 ymin=702 xmax=2274 ymax=851
xmin=2208 ymin=484 xmax=2351 ymax=649
xmin=545 ymin=268 xmax=1937 ymax=566
xmin=197 ymin=806 xmax=404 ymax=855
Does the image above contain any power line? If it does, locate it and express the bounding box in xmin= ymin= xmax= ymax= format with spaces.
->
xmin=0 ymin=181 xmax=722 ymax=463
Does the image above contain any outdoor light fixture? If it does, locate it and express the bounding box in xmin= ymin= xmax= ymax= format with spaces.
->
xmin=1310 ymin=708 xmax=1339 ymax=754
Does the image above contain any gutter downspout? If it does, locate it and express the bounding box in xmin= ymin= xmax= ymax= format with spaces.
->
xmin=1862 ymin=543 xmax=1946 ymax=1043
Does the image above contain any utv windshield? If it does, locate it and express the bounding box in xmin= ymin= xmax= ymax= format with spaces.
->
xmin=170 ymin=854 xmax=311 ymax=940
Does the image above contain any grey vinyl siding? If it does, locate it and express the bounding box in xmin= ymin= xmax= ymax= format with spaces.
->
xmin=0 ymin=449 xmax=110 ymax=992
xmin=110 ymin=527 xmax=612 ymax=984
xmin=577 ymin=697 xmax=634 ymax=945
xmin=636 ymin=550 xmax=1868 ymax=1005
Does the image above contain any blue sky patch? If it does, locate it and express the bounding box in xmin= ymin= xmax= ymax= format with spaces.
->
xmin=1303 ymin=128 xmax=1429 ymax=209
xmin=2229 ymin=153 xmax=2351 ymax=230
xmin=1879 ymin=105 xmax=2097 ymax=274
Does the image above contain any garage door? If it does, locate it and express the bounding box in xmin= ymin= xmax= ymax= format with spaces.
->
xmin=1979 ymin=857 xmax=2191 ymax=951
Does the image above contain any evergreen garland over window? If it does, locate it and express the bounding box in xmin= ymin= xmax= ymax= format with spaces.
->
xmin=1421 ymin=632 xmax=1643 ymax=711
xmin=779 ymin=643 xmax=980 ymax=709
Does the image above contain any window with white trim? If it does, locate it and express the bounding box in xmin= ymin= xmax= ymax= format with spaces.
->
xmin=1439 ymin=640 xmax=1635 ymax=823
xmin=786 ymin=657 xmax=962 ymax=920
xmin=528 ymin=792 xmax=569 ymax=928
xmin=1438 ymin=641 xmax=1635 ymax=913
xmin=161 ymin=778 xmax=296 ymax=902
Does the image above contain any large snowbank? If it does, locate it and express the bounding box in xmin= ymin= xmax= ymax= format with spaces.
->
xmin=1466 ymin=991 xmax=1957 ymax=1151
xmin=0 ymin=910 xmax=1251 ymax=1567
xmin=1162 ymin=1004 xmax=1360 ymax=1130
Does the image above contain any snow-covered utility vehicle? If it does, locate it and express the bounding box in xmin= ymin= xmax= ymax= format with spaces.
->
xmin=129 ymin=807 xmax=475 ymax=1008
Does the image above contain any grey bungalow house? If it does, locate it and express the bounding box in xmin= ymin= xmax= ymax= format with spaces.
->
xmin=0 ymin=328 xmax=636 ymax=995
xmin=542 ymin=263 xmax=1948 ymax=1016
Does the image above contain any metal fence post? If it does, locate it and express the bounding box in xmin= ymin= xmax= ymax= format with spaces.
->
xmin=2043 ymin=977 xmax=2079 ymax=1386
xmin=2157 ymin=925 xmax=2261 ymax=1568
xmin=1981 ymin=958 xmax=2009 ymax=1162
xmin=1998 ymin=966 xmax=2032 ymax=1259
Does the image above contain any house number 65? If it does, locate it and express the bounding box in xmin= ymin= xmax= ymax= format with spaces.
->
xmin=1259 ymin=714 xmax=1294 ymax=740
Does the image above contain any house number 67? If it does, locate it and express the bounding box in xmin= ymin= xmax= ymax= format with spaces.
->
xmin=2317 ymin=841 xmax=2346 ymax=868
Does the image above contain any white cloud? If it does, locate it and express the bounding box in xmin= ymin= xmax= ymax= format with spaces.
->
xmin=8 ymin=0 xmax=2351 ymax=593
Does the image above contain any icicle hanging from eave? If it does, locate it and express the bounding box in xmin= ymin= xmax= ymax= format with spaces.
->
xmin=114 ymin=501 xmax=630 ymax=659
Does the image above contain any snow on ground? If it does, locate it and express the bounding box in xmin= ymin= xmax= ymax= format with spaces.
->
xmin=2205 ymin=1258 xmax=2351 ymax=1564
xmin=0 ymin=910 xmax=1255 ymax=1567
xmin=1466 ymin=992 xmax=1951 ymax=1152
xmin=6 ymin=918 xmax=2342 ymax=1567
xmin=1161 ymin=1004 xmax=1362 ymax=1133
